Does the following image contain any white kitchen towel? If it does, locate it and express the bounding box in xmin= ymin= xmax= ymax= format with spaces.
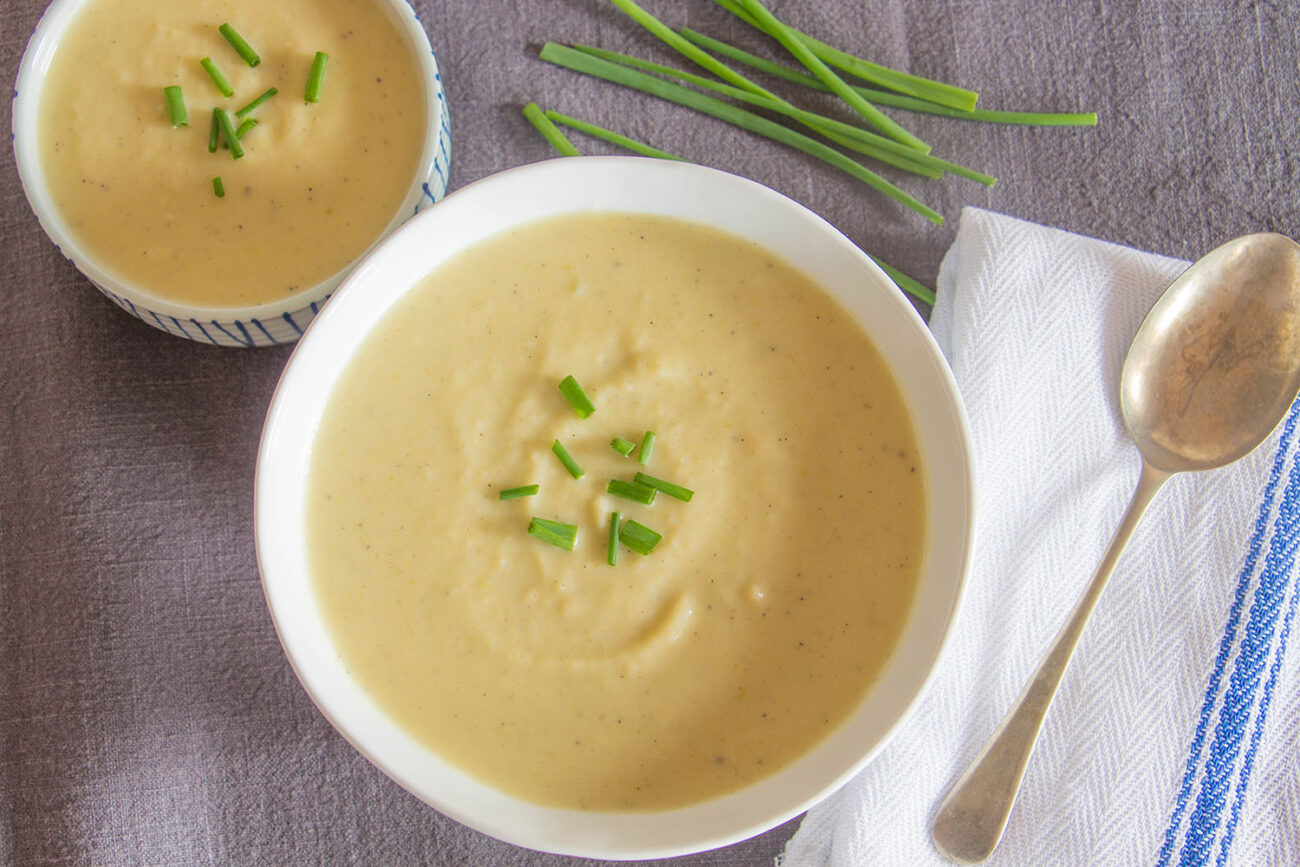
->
xmin=781 ymin=208 xmax=1300 ymax=867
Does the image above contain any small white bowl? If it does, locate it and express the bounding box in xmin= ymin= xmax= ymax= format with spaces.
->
xmin=11 ymin=0 xmax=451 ymax=348
xmin=255 ymin=157 xmax=974 ymax=858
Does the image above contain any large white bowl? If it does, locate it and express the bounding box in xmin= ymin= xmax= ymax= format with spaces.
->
xmin=255 ymin=157 xmax=975 ymax=859
xmin=11 ymin=0 xmax=451 ymax=347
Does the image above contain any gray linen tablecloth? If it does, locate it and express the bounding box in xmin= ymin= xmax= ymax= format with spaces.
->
xmin=2 ymin=1 xmax=1296 ymax=864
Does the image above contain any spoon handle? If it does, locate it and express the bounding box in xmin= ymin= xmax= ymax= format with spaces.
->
xmin=930 ymin=460 xmax=1170 ymax=864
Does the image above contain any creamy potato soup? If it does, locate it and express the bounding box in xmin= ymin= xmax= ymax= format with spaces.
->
xmin=39 ymin=0 xmax=425 ymax=308
xmin=307 ymin=214 xmax=926 ymax=810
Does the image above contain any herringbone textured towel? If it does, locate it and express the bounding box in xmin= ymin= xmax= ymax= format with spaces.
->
xmin=782 ymin=208 xmax=1300 ymax=867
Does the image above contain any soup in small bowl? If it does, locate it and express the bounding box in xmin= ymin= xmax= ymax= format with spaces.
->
xmin=255 ymin=157 xmax=973 ymax=858
xmin=12 ymin=0 xmax=451 ymax=346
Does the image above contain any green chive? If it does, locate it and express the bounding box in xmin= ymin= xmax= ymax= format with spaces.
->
xmin=552 ymin=439 xmax=584 ymax=479
xmin=499 ymin=484 xmax=540 ymax=500
xmin=870 ymin=255 xmax=936 ymax=306
xmin=163 ymin=85 xmax=188 ymax=127
xmin=607 ymin=479 xmax=657 ymax=505
xmin=544 ymin=109 xmax=688 ymax=161
xmin=219 ymin=23 xmax=261 ymax=67
xmin=528 ymin=517 xmax=578 ymax=550
xmin=637 ymin=430 xmax=656 ymax=465
xmin=235 ymin=87 xmax=278 ymax=118
xmin=522 ymin=101 xmax=581 ymax=156
xmin=538 ymin=44 xmax=942 ymax=224
xmin=620 ymin=519 xmax=662 ymax=555
xmin=208 ymin=108 xmax=221 ymax=153
xmin=212 ymin=176 xmax=225 ymax=198
xmin=235 ymin=117 xmax=258 ymax=140
xmin=305 ymin=51 xmax=329 ymax=103
xmin=214 ymin=108 xmax=243 ymax=159
xmin=558 ymin=374 xmax=596 ymax=418
xmin=199 ymin=57 xmax=234 ymax=97
xmin=611 ymin=436 xmax=637 ymax=456
xmin=633 ymin=472 xmax=694 ymax=502
xmin=608 ymin=511 xmax=621 ymax=566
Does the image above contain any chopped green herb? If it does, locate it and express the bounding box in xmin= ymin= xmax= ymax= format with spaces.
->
xmin=608 ymin=511 xmax=621 ymax=566
xmin=235 ymin=87 xmax=278 ymax=118
xmin=163 ymin=85 xmax=188 ymax=127
xmin=620 ymin=519 xmax=662 ymax=555
xmin=558 ymin=375 xmax=596 ymax=418
xmin=305 ymin=51 xmax=329 ymax=103
xmin=235 ymin=117 xmax=258 ymax=139
xmin=212 ymin=176 xmax=225 ymax=198
xmin=499 ymin=484 xmax=540 ymax=500
xmin=544 ymin=109 xmax=688 ymax=161
xmin=199 ymin=57 xmax=234 ymax=97
xmin=607 ymin=479 xmax=657 ymax=505
xmin=633 ymin=472 xmax=694 ymax=502
xmin=219 ymin=23 xmax=261 ymax=67
xmin=214 ymin=108 xmax=243 ymax=159
xmin=208 ymin=108 xmax=221 ymax=153
xmin=528 ymin=517 xmax=578 ymax=550
xmin=611 ymin=436 xmax=637 ymax=456
xmin=637 ymin=430 xmax=656 ymax=465
xmin=522 ymin=101 xmax=581 ymax=156
xmin=551 ymin=439 xmax=584 ymax=479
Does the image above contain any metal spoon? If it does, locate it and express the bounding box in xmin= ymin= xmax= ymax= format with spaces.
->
xmin=930 ymin=232 xmax=1300 ymax=864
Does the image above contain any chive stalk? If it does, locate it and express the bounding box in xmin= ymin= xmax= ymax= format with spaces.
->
xmin=607 ymin=479 xmax=657 ymax=505
xmin=499 ymin=484 xmax=540 ymax=500
xmin=735 ymin=0 xmax=928 ymax=152
xmin=679 ymin=28 xmax=1095 ymax=126
xmin=235 ymin=117 xmax=258 ymax=139
xmin=558 ymin=374 xmax=596 ymax=418
xmin=611 ymin=437 xmax=637 ymax=456
xmin=163 ymin=86 xmax=188 ymax=127
xmin=235 ymin=87 xmax=278 ymax=118
xmin=208 ymin=109 xmax=221 ymax=153
xmin=214 ymin=108 xmax=243 ymax=159
xmin=539 ymin=44 xmax=942 ymax=224
xmin=522 ymin=102 xmax=581 ymax=156
xmin=528 ymin=517 xmax=579 ymax=550
xmin=199 ymin=57 xmax=234 ymax=97
xmin=212 ymin=176 xmax=225 ymax=198
xmin=620 ymin=519 xmax=662 ymax=555
xmin=551 ymin=439 xmax=584 ymax=479
xmin=305 ymin=51 xmax=329 ymax=102
xmin=544 ymin=109 xmax=688 ymax=161
xmin=633 ymin=472 xmax=694 ymax=502
xmin=219 ymin=23 xmax=261 ymax=67
xmin=636 ymin=430 xmax=656 ymax=465
xmin=607 ymin=511 xmax=621 ymax=566
xmin=870 ymin=256 xmax=936 ymax=306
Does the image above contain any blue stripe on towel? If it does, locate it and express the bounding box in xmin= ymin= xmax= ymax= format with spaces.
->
xmin=1156 ymin=398 xmax=1300 ymax=866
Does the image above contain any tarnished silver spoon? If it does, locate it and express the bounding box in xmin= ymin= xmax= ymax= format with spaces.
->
xmin=930 ymin=232 xmax=1300 ymax=864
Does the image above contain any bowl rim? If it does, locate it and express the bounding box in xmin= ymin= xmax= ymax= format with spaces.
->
xmin=10 ymin=0 xmax=446 ymax=321
xmin=254 ymin=156 xmax=975 ymax=859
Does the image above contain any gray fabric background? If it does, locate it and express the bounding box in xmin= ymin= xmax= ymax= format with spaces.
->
xmin=1 ymin=1 xmax=1295 ymax=864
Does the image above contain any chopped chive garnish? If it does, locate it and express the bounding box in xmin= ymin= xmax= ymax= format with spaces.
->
xmin=499 ymin=484 xmax=540 ymax=500
xmin=528 ymin=517 xmax=579 ymax=550
xmin=558 ymin=375 xmax=596 ymax=418
xmin=219 ymin=23 xmax=261 ymax=67
xmin=611 ymin=436 xmax=637 ymax=456
xmin=163 ymin=85 xmax=188 ymax=127
xmin=235 ymin=87 xmax=278 ymax=118
xmin=608 ymin=511 xmax=621 ymax=566
xmin=212 ymin=176 xmax=225 ymax=198
xmin=208 ymin=108 xmax=220 ymax=153
xmin=199 ymin=57 xmax=234 ymax=96
xmin=620 ymin=519 xmax=662 ymax=556
xmin=522 ymin=101 xmax=581 ymax=156
xmin=637 ymin=430 xmax=656 ymax=465
xmin=607 ymin=479 xmax=657 ymax=505
xmin=544 ymin=109 xmax=688 ymax=161
xmin=633 ymin=472 xmax=694 ymax=502
xmin=305 ymin=51 xmax=329 ymax=102
xmin=214 ymin=108 xmax=243 ymax=159
xmin=551 ymin=439 xmax=584 ymax=478
xmin=235 ymin=117 xmax=258 ymax=139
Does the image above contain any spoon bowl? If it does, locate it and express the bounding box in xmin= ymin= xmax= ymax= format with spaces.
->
xmin=931 ymin=232 xmax=1300 ymax=864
